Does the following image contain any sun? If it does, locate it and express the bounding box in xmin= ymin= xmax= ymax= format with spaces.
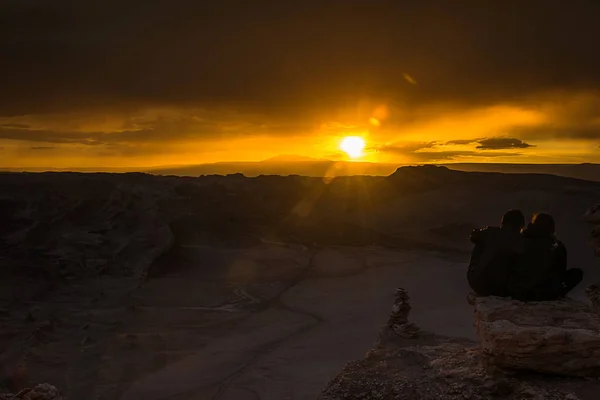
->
xmin=340 ymin=136 xmax=366 ymax=159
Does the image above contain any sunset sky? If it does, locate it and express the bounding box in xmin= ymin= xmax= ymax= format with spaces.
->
xmin=2 ymin=1 xmax=600 ymax=169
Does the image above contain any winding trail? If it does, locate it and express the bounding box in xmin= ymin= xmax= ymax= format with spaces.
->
xmin=84 ymin=243 xmax=475 ymax=400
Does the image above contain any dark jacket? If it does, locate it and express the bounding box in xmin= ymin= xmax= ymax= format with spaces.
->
xmin=467 ymin=226 xmax=523 ymax=296
xmin=508 ymin=223 xmax=567 ymax=301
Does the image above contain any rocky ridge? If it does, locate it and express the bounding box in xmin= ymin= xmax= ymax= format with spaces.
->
xmin=0 ymin=174 xmax=174 ymax=396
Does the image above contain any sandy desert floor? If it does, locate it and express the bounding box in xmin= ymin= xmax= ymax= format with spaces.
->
xmin=92 ymin=241 xmax=597 ymax=400
xmin=85 ymin=245 xmax=468 ymax=400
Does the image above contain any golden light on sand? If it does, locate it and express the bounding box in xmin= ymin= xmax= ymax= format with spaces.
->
xmin=340 ymin=136 xmax=366 ymax=159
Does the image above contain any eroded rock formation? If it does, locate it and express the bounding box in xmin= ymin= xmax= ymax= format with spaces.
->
xmin=475 ymin=296 xmax=600 ymax=376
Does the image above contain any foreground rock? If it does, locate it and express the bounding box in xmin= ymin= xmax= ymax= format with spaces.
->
xmin=475 ymin=296 xmax=600 ymax=376
xmin=321 ymin=288 xmax=600 ymax=400
xmin=0 ymin=384 xmax=62 ymax=400
xmin=320 ymin=338 xmax=590 ymax=400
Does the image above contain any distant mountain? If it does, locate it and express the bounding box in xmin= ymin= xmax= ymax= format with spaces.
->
xmin=442 ymin=163 xmax=600 ymax=182
xmin=148 ymin=161 xmax=600 ymax=182
xmin=3 ymin=160 xmax=600 ymax=182
xmin=148 ymin=159 xmax=401 ymax=177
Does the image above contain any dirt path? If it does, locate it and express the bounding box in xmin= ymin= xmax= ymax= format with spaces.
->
xmin=98 ymin=244 xmax=474 ymax=400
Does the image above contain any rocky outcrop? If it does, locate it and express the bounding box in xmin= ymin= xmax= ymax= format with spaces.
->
xmin=475 ymin=296 xmax=600 ymax=376
xmin=0 ymin=384 xmax=62 ymax=400
xmin=321 ymin=289 xmax=600 ymax=400
xmin=0 ymin=175 xmax=174 ymax=281
xmin=0 ymin=174 xmax=175 ymax=397
xmin=321 ymin=339 xmax=586 ymax=400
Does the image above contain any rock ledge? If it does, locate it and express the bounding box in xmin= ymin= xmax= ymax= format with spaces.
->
xmin=475 ymin=296 xmax=600 ymax=376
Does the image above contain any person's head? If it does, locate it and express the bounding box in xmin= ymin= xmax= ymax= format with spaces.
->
xmin=500 ymin=209 xmax=525 ymax=232
xmin=531 ymin=212 xmax=555 ymax=236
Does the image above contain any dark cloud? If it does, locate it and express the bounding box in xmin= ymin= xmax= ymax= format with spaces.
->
xmin=2 ymin=1 xmax=600 ymax=118
xmin=476 ymin=138 xmax=534 ymax=150
xmin=0 ymin=126 xmax=147 ymax=145
xmin=445 ymin=139 xmax=480 ymax=145
xmin=0 ymin=126 xmax=110 ymax=144
xmin=374 ymin=141 xmax=438 ymax=154
xmin=376 ymin=141 xmax=523 ymax=161
xmin=30 ymin=146 xmax=55 ymax=150
xmin=0 ymin=112 xmax=310 ymax=145
xmin=0 ymin=123 xmax=30 ymax=129
xmin=444 ymin=137 xmax=535 ymax=149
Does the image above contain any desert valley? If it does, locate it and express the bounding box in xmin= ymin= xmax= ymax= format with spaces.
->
xmin=1 ymin=166 xmax=599 ymax=399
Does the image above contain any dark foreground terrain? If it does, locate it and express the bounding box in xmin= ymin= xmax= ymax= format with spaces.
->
xmin=1 ymin=166 xmax=599 ymax=399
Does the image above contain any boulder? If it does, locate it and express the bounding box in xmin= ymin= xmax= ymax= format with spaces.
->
xmin=475 ymin=296 xmax=600 ymax=376
xmin=0 ymin=384 xmax=62 ymax=400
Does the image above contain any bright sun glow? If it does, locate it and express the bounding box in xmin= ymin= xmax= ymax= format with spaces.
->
xmin=339 ymin=136 xmax=366 ymax=159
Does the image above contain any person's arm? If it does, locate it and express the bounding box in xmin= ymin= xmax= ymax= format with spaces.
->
xmin=470 ymin=228 xmax=484 ymax=244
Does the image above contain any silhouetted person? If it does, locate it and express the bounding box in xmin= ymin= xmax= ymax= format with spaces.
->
xmin=467 ymin=209 xmax=525 ymax=297
xmin=508 ymin=213 xmax=583 ymax=301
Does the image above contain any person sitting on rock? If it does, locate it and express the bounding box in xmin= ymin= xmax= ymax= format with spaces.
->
xmin=467 ymin=209 xmax=525 ymax=297
xmin=508 ymin=212 xmax=583 ymax=301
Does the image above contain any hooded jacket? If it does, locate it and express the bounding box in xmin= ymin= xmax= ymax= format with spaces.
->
xmin=467 ymin=226 xmax=523 ymax=296
xmin=507 ymin=223 xmax=566 ymax=301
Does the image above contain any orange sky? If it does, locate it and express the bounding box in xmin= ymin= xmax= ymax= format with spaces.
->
xmin=2 ymin=90 xmax=599 ymax=169
xmin=2 ymin=2 xmax=600 ymax=169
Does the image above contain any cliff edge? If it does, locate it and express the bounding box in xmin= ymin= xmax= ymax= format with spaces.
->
xmin=320 ymin=203 xmax=600 ymax=400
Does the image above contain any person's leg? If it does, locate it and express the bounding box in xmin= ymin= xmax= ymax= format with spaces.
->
xmin=561 ymin=268 xmax=584 ymax=296
xmin=528 ymin=279 xmax=566 ymax=301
